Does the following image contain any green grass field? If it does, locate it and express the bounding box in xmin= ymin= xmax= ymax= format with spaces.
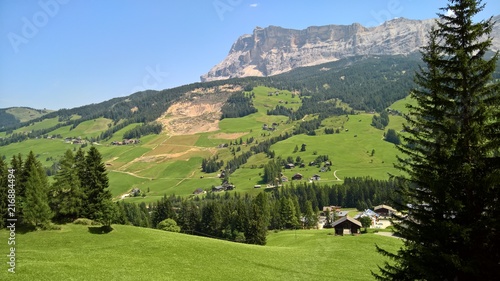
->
xmin=0 ymin=224 xmax=401 ymax=280
xmin=5 ymin=107 xmax=53 ymax=123
xmin=13 ymin=117 xmax=60 ymax=134
xmin=389 ymin=95 xmax=416 ymax=114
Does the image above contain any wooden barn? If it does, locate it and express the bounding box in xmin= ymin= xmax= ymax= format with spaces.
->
xmin=374 ymin=205 xmax=397 ymax=217
xmin=331 ymin=216 xmax=362 ymax=236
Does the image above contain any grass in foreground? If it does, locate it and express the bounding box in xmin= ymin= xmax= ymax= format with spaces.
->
xmin=0 ymin=224 xmax=401 ymax=280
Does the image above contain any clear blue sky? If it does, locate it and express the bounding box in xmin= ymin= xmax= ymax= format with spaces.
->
xmin=1 ymin=0 xmax=498 ymax=110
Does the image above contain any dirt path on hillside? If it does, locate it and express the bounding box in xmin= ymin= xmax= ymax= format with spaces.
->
xmin=174 ymin=170 xmax=197 ymax=187
xmin=333 ymin=170 xmax=342 ymax=181
xmin=109 ymin=170 xmax=152 ymax=180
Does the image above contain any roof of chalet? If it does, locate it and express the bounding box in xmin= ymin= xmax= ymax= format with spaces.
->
xmin=336 ymin=211 xmax=349 ymax=217
xmin=354 ymin=209 xmax=379 ymax=219
xmin=193 ymin=188 xmax=205 ymax=194
xmin=374 ymin=205 xmax=397 ymax=212
xmin=331 ymin=216 xmax=362 ymax=228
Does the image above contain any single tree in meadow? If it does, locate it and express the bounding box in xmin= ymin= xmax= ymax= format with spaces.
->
xmin=375 ymin=0 xmax=500 ymax=279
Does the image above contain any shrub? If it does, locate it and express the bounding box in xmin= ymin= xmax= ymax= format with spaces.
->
xmin=41 ymin=223 xmax=62 ymax=230
xmin=157 ymin=218 xmax=181 ymax=233
xmin=73 ymin=218 xmax=94 ymax=225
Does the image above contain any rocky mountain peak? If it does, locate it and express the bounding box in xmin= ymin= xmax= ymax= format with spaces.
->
xmin=200 ymin=16 xmax=499 ymax=82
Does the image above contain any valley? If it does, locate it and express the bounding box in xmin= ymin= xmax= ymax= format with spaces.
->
xmin=0 ymin=85 xmax=407 ymax=203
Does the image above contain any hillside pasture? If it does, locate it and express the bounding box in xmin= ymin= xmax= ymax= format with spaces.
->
xmin=5 ymin=107 xmax=53 ymax=122
xmin=0 ymin=224 xmax=401 ymax=281
xmin=0 ymin=138 xmax=75 ymax=165
xmin=13 ymin=117 xmax=60 ymax=134
xmin=388 ymin=95 xmax=416 ymax=114
xmin=269 ymin=113 xmax=402 ymax=181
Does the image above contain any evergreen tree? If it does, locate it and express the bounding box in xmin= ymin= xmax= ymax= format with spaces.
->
xmin=151 ymin=195 xmax=177 ymax=228
xmin=74 ymin=148 xmax=86 ymax=181
xmin=138 ymin=202 xmax=152 ymax=228
xmin=80 ymin=146 xmax=112 ymax=220
xmin=279 ymin=197 xmax=298 ymax=229
xmin=177 ymin=200 xmax=200 ymax=234
xmin=262 ymin=159 xmax=281 ymax=184
xmin=95 ymin=199 xmax=118 ymax=227
xmin=0 ymin=157 xmax=8 ymax=228
xmin=232 ymin=197 xmax=249 ymax=235
xmin=246 ymin=192 xmax=270 ymax=245
xmin=23 ymin=161 xmax=53 ymax=228
xmin=303 ymin=200 xmax=317 ymax=229
xmin=201 ymin=201 xmax=223 ymax=237
xmin=384 ymin=129 xmax=401 ymax=145
xmin=376 ymin=1 xmax=500 ymax=279
xmin=50 ymin=149 xmax=84 ymax=222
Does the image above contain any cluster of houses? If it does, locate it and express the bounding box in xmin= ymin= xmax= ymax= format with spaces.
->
xmin=279 ymin=173 xmax=321 ymax=182
xmin=192 ymin=182 xmax=236 ymax=195
xmin=211 ymin=182 xmax=236 ymax=192
xmin=111 ymin=139 xmax=140 ymax=146
xmin=262 ymin=123 xmax=279 ymax=131
xmin=286 ymin=161 xmax=331 ymax=171
xmin=64 ymin=137 xmax=87 ymax=144
xmin=318 ymin=204 xmax=398 ymax=236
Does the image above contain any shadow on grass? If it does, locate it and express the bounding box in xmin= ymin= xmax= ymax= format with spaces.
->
xmin=15 ymin=224 xmax=37 ymax=234
xmin=88 ymin=225 xmax=114 ymax=234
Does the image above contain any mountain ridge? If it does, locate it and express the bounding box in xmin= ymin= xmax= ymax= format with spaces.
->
xmin=201 ymin=15 xmax=500 ymax=82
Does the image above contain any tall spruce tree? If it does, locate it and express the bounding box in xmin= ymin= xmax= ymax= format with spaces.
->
xmin=246 ymin=192 xmax=270 ymax=245
xmin=50 ymin=149 xmax=84 ymax=222
xmin=80 ymin=146 xmax=112 ymax=220
xmin=23 ymin=160 xmax=53 ymax=228
xmin=375 ymin=0 xmax=500 ymax=279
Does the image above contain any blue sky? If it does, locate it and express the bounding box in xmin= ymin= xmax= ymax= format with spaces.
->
xmin=1 ymin=0 xmax=498 ymax=110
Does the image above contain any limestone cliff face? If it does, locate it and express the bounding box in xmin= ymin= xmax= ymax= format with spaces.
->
xmin=201 ymin=16 xmax=499 ymax=82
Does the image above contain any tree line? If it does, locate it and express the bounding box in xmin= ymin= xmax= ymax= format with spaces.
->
xmin=220 ymin=92 xmax=257 ymax=119
xmin=113 ymin=177 xmax=400 ymax=245
xmin=0 ymin=147 xmax=113 ymax=230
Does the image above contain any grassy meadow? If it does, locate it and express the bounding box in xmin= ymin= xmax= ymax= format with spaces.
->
xmin=0 ymin=224 xmax=402 ymax=280
xmin=5 ymin=107 xmax=53 ymax=123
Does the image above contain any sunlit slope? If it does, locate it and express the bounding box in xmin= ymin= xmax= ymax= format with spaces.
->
xmin=0 ymin=224 xmax=401 ymax=281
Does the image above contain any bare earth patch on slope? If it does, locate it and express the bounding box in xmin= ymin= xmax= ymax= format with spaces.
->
xmin=157 ymin=85 xmax=242 ymax=135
